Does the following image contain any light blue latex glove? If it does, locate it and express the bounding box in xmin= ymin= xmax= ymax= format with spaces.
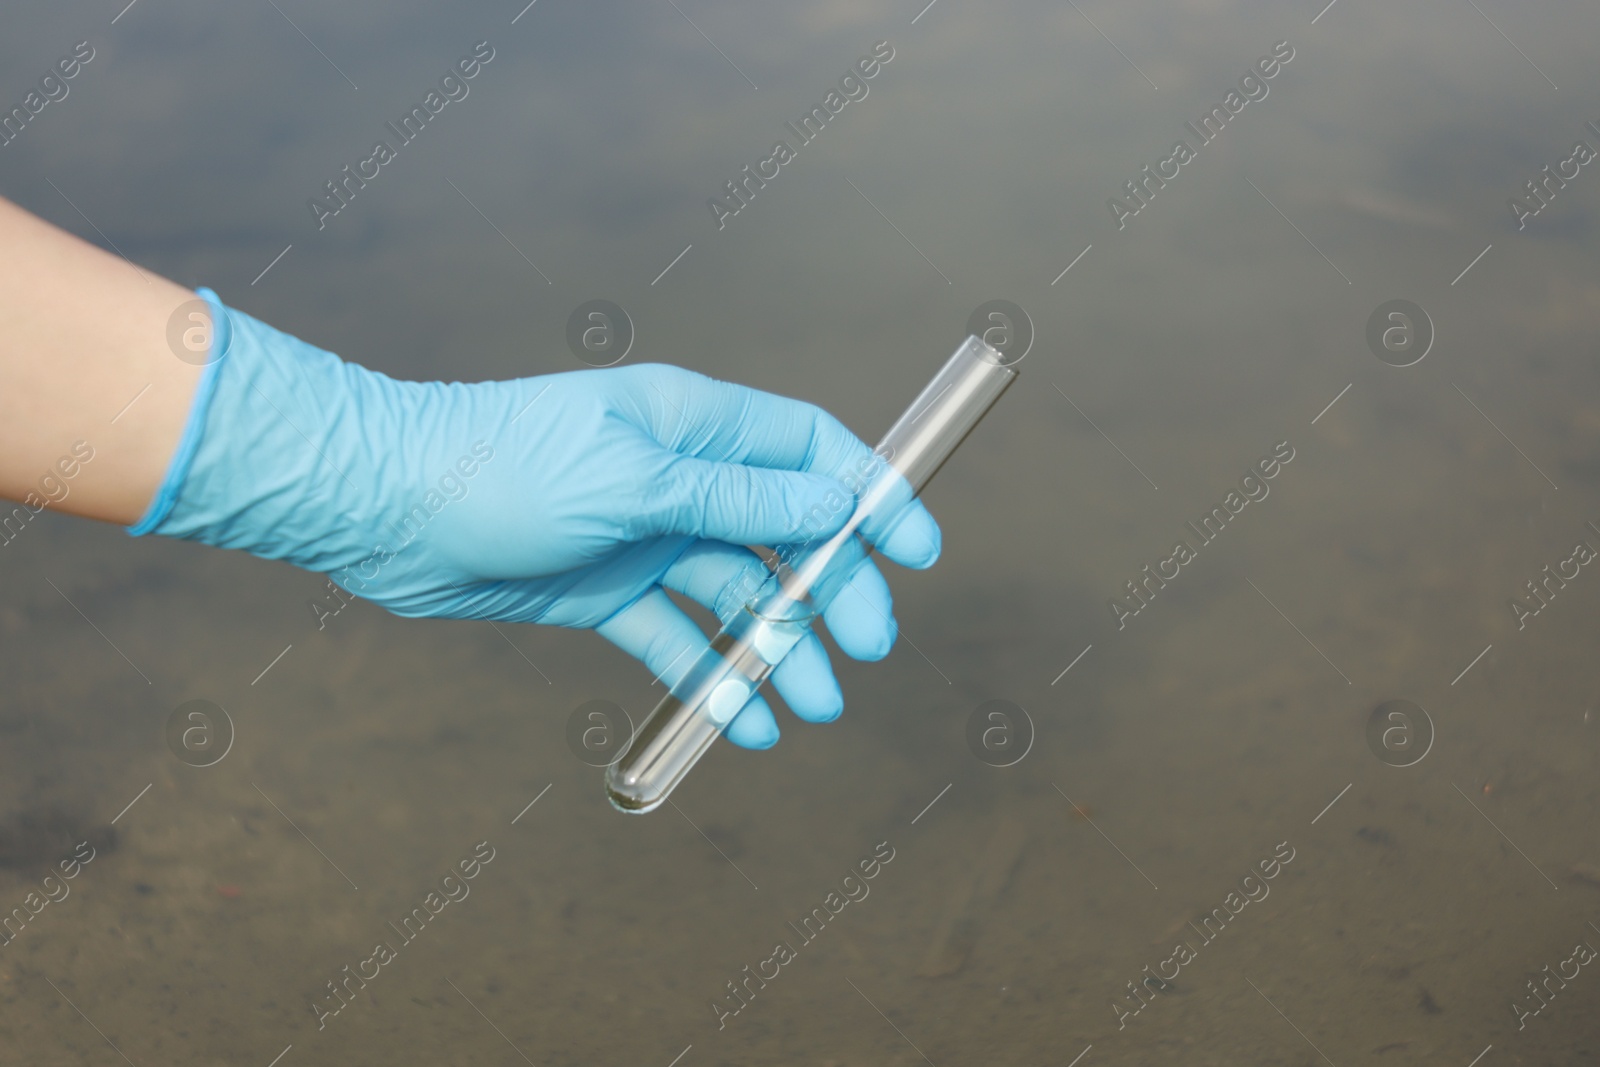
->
xmin=133 ymin=289 xmax=941 ymax=749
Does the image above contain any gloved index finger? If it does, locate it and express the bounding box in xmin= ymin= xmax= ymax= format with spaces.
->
xmin=634 ymin=365 xmax=869 ymax=475
xmin=632 ymin=366 xmax=940 ymax=567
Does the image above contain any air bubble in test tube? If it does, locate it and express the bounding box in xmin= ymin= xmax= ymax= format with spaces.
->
xmin=605 ymin=335 xmax=1021 ymax=813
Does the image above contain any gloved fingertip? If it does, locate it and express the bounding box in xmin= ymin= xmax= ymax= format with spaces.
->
xmin=915 ymin=523 xmax=942 ymax=569
xmin=725 ymin=703 xmax=781 ymax=749
xmin=736 ymin=719 xmax=780 ymax=750
xmin=877 ymin=504 xmax=941 ymax=570
xmin=860 ymin=615 xmax=897 ymax=661
xmin=770 ymin=632 xmax=845 ymax=722
xmin=821 ymin=564 xmax=899 ymax=662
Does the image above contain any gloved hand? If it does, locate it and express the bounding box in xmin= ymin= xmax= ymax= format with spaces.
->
xmin=133 ymin=289 xmax=941 ymax=749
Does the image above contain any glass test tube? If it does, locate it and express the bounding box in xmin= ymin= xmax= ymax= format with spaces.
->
xmin=605 ymin=335 xmax=1020 ymax=813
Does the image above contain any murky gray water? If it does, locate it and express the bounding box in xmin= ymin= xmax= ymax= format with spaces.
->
xmin=3 ymin=1 xmax=1599 ymax=1063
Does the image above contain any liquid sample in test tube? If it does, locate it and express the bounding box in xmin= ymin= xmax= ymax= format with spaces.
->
xmin=605 ymin=334 xmax=1020 ymax=813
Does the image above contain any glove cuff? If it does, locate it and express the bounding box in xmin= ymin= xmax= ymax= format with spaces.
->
xmin=126 ymin=287 xmax=231 ymax=536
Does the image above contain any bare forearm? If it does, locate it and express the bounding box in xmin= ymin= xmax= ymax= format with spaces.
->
xmin=0 ymin=194 xmax=202 ymax=524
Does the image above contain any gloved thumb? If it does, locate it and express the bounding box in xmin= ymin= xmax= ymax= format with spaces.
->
xmin=647 ymin=456 xmax=855 ymax=547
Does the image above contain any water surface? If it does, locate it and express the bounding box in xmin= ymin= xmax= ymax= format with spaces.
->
xmin=2 ymin=1 xmax=1599 ymax=1063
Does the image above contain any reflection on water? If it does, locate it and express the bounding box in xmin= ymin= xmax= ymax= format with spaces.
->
xmin=3 ymin=0 xmax=1600 ymax=1063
